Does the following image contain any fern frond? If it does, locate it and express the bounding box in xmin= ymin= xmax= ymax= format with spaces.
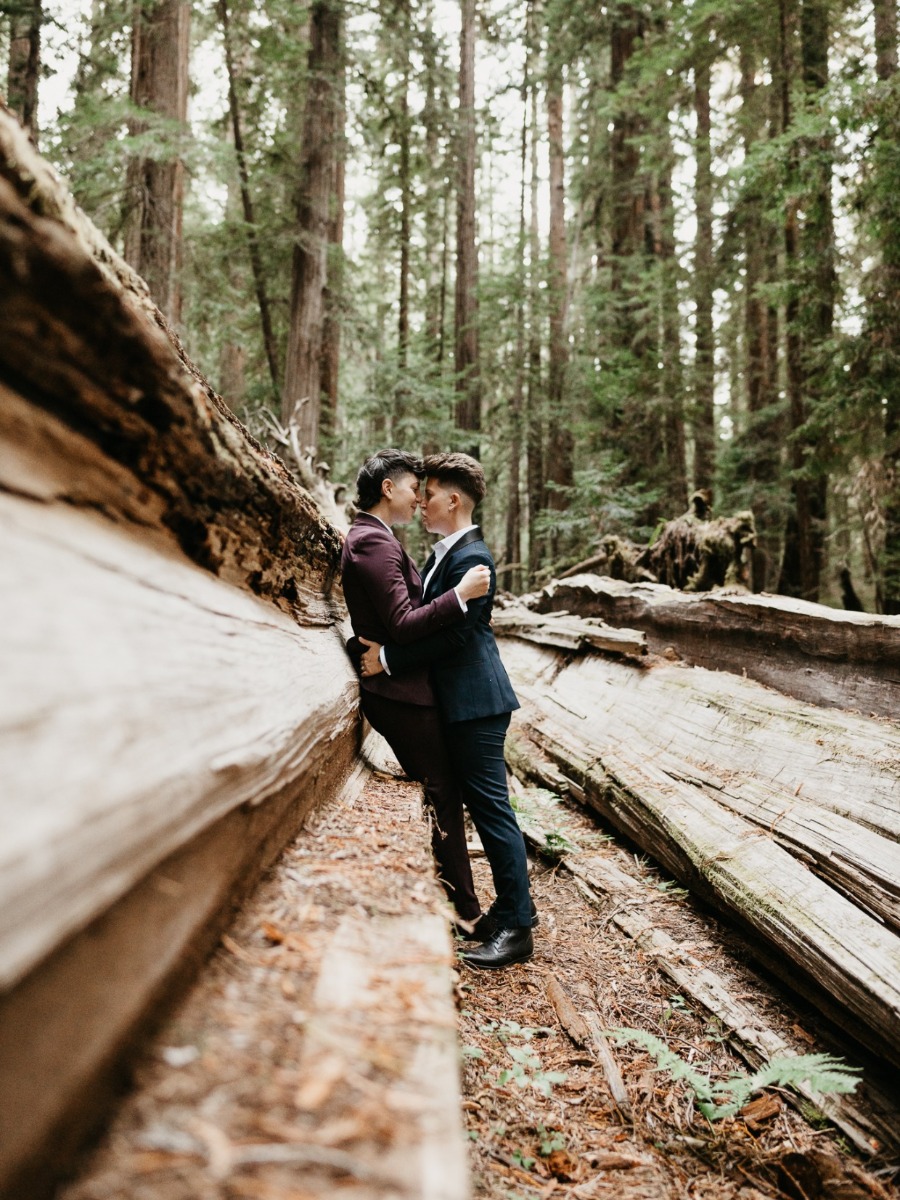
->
xmin=609 ymin=1030 xmax=861 ymax=1123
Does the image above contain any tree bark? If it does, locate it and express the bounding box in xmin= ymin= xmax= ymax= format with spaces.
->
xmin=874 ymin=0 xmax=898 ymax=80
xmin=653 ymin=160 xmax=688 ymax=514
xmin=124 ymin=0 xmax=190 ymax=325
xmin=544 ymin=44 xmax=573 ymax=545
xmin=527 ymin=573 xmax=900 ymax=720
xmin=499 ymin=635 xmax=900 ymax=1071
xmin=525 ymin=32 xmax=543 ymax=581
xmin=0 ymin=107 xmax=356 ymax=1200
xmin=503 ymin=77 xmax=529 ymax=593
xmin=397 ymin=0 xmax=411 ymax=379
xmin=737 ymin=41 xmax=783 ymax=587
xmin=282 ymin=0 xmax=342 ymax=455
xmin=219 ymin=0 xmax=280 ymax=397
xmin=320 ymin=89 xmax=345 ymax=443
xmin=454 ymin=0 xmax=480 ymax=450
xmin=872 ymin=0 xmax=900 ymax=611
xmin=692 ymin=58 xmax=715 ymax=490
xmin=777 ymin=0 xmax=830 ymax=603
xmin=6 ymin=0 xmax=41 ymax=141
xmin=422 ymin=18 xmax=446 ymax=366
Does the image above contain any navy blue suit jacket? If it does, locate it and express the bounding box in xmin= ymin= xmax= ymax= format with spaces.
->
xmin=383 ymin=527 xmax=519 ymax=724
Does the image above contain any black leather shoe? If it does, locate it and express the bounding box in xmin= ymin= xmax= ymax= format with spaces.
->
xmin=460 ymin=926 xmax=534 ymax=970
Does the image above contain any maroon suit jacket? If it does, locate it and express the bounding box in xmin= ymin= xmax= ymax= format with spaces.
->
xmin=340 ymin=513 xmax=464 ymax=706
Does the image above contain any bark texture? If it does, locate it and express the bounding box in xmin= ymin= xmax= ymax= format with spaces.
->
xmin=454 ymin=0 xmax=480 ymax=447
xmin=124 ymin=0 xmax=189 ymax=324
xmin=528 ymin=573 xmax=900 ymax=719
xmin=497 ymin=635 xmax=900 ymax=1071
xmin=282 ymin=0 xmax=343 ymax=453
xmin=6 ymin=0 xmax=41 ymax=139
xmin=0 ymin=108 xmax=358 ymax=1199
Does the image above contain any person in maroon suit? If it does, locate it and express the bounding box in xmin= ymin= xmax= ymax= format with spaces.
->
xmin=340 ymin=449 xmax=491 ymax=932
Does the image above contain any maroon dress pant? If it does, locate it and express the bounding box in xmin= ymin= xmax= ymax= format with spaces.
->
xmin=360 ymin=690 xmax=481 ymax=922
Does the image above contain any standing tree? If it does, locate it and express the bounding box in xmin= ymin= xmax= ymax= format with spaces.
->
xmin=692 ymin=50 xmax=716 ymax=490
xmin=777 ymin=0 xmax=832 ymax=601
xmin=866 ymin=0 xmax=900 ymax=610
xmin=6 ymin=0 xmax=42 ymax=141
xmin=544 ymin=9 xmax=572 ymax=553
xmin=282 ymin=0 xmax=344 ymax=458
xmin=455 ymin=0 xmax=480 ymax=451
xmin=219 ymin=0 xmax=280 ymax=397
xmin=124 ymin=0 xmax=190 ymax=324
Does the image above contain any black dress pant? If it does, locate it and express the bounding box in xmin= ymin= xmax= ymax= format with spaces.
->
xmin=443 ymin=712 xmax=532 ymax=928
xmin=360 ymin=691 xmax=481 ymax=921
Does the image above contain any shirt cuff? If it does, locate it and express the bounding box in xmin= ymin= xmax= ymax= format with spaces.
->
xmin=453 ymin=586 xmax=468 ymax=613
xmin=379 ymin=647 xmax=392 ymax=676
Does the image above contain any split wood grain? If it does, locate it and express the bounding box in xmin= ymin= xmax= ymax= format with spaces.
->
xmin=492 ymin=605 xmax=647 ymax=658
xmin=527 ymin=574 xmax=900 ymax=719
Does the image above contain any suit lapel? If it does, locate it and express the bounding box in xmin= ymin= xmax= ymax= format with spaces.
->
xmin=421 ymin=550 xmax=437 ymax=587
xmin=423 ymin=526 xmax=483 ymax=598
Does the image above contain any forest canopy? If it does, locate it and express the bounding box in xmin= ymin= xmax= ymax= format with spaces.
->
xmin=3 ymin=0 xmax=898 ymax=611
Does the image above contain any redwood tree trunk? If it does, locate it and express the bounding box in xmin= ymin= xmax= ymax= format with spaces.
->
xmin=544 ymin=48 xmax=573 ymax=544
xmin=320 ymin=88 xmax=345 ymax=444
xmin=125 ymin=0 xmax=190 ymax=325
xmin=454 ymin=0 xmax=480 ymax=450
xmin=693 ymin=58 xmax=715 ymax=491
xmin=6 ymin=0 xmax=42 ymax=141
xmin=654 ymin=162 xmax=688 ymax=515
xmin=219 ymin=0 xmax=279 ymax=397
xmin=739 ymin=40 xmax=782 ymax=589
xmin=504 ymin=78 xmax=529 ymax=593
xmin=282 ymin=0 xmax=342 ymax=455
xmin=526 ymin=50 xmax=544 ymax=580
xmin=872 ymin=0 xmax=900 ymax=611
xmin=778 ymin=0 xmax=831 ymax=601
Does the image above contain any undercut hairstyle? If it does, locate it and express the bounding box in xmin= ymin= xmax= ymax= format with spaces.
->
xmin=354 ymin=448 xmax=423 ymax=511
xmin=422 ymin=452 xmax=487 ymax=507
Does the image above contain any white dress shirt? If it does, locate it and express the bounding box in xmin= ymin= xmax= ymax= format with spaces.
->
xmin=378 ymin=523 xmax=476 ymax=675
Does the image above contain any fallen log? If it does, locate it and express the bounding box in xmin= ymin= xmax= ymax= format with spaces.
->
xmin=496 ymin=636 xmax=900 ymax=1075
xmin=492 ymin=603 xmax=647 ymax=658
xmin=526 ymin=575 xmax=900 ymax=720
xmin=0 ymin=109 xmax=358 ymax=1199
xmin=508 ymin=759 xmax=897 ymax=1154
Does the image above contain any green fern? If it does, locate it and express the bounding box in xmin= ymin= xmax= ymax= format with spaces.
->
xmin=609 ymin=1028 xmax=861 ymax=1122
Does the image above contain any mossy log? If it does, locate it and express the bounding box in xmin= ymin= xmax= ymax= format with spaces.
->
xmin=0 ymin=108 xmax=359 ymax=1199
xmin=497 ymin=635 xmax=900 ymax=1072
xmin=527 ymin=574 xmax=900 ymax=720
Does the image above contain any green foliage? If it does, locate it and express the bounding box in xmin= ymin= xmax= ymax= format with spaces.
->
xmin=536 ymin=1125 xmax=566 ymax=1156
xmin=535 ymin=460 xmax=663 ymax=571
xmin=510 ymin=788 xmax=579 ymax=859
xmin=610 ymin=1028 xmax=861 ymax=1122
xmin=36 ymin=0 xmax=900 ymax=601
xmin=497 ymin=1044 xmax=568 ymax=1098
xmin=480 ymin=1020 xmax=567 ymax=1097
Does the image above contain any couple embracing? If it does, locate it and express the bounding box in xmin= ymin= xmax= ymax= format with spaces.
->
xmin=340 ymin=449 xmax=537 ymax=970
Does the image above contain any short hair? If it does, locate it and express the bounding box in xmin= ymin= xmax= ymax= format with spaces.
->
xmin=423 ymin=452 xmax=486 ymax=506
xmin=354 ymin=448 xmax=423 ymax=510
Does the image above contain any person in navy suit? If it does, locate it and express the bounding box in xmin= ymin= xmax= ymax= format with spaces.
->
xmin=359 ymin=452 xmax=536 ymax=970
xmin=340 ymin=449 xmax=492 ymax=931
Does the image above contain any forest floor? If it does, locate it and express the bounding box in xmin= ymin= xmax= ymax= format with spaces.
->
xmin=59 ymin=747 xmax=900 ymax=1200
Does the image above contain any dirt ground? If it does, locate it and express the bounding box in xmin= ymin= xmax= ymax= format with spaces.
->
xmin=458 ymin=785 xmax=900 ymax=1200
xmin=59 ymin=759 xmax=900 ymax=1200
